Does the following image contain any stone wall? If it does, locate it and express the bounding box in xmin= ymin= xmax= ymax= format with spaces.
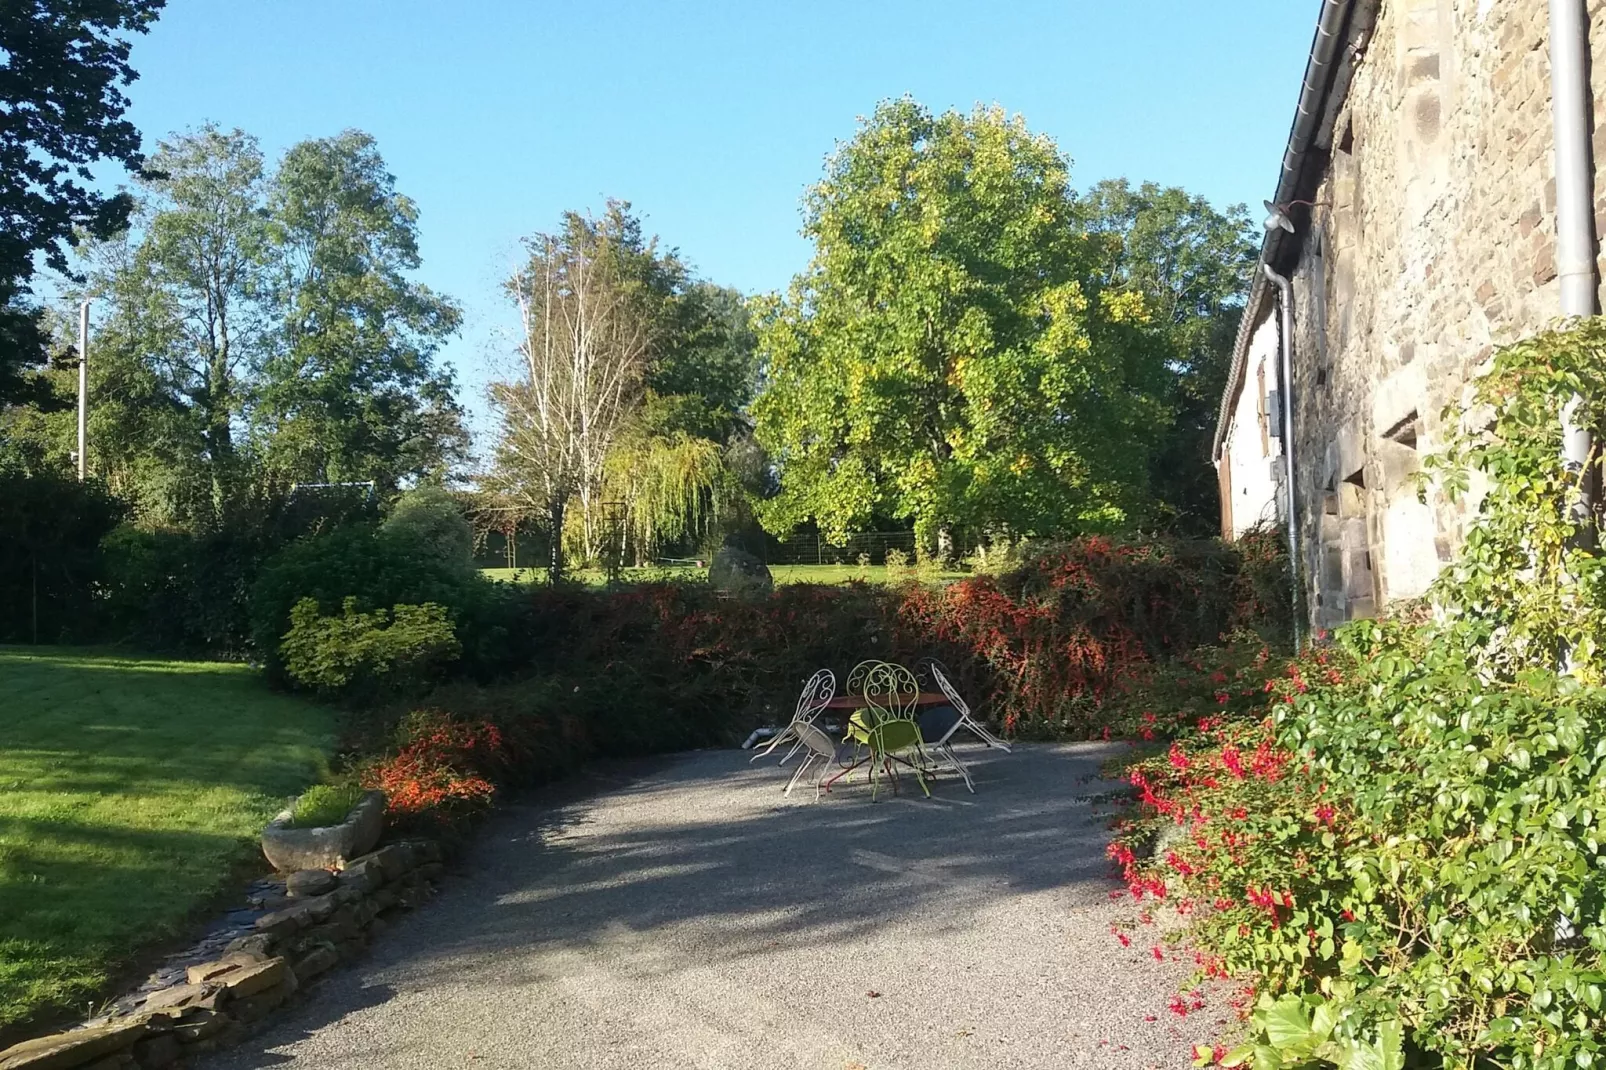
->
xmin=1278 ymin=0 xmax=1606 ymax=628
xmin=0 ymin=841 xmax=443 ymax=1070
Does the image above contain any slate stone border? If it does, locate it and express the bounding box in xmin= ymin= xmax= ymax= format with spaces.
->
xmin=0 ymin=839 xmax=445 ymax=1070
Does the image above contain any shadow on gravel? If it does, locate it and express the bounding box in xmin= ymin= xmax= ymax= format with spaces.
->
xmin=411 ymin=743 xmax=1127 ymax=974
xmin=205 ymin=743 xmax=1139 ymax=1066
xmin=212 ymin=983 xmax=396 ymax=1067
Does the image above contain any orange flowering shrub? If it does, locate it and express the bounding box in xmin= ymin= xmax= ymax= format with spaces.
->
xmin=360 ymin=709 xmax=504 ymax=821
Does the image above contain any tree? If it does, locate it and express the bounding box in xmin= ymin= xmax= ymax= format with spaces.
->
xmin=135 ymin=125 xmax=274 ymax=520
xmin=0 ymin=0 xmax=165 ymax=409
xmin=12 ymin=126 xmax=469 ymax=526
xmin=254 ymin=131 xmax=466 ymax=490
xmin=488 ymin=205 xmax=658 ymax=581
xmin=649 ymin=281 xmax=759 ymax=443
xmin=751 ymin=99 xmax=1171 ymax=552
xmin=607 ymin=281 xmax=761 ymax=564
xmin=1084 ymin=180 xmax=1257 ymax=532
xmin=601 ymin=405 xmax=728 ymax=566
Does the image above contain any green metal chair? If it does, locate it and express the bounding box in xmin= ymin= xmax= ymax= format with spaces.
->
xmin=848 ymin=662 xmax=929 ymax=800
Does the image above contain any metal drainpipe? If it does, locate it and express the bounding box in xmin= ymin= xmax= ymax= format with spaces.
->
xmin=1264 ymin=263 xmax=1302 ymax=650
xmin=1550 ymin=0 xmax=1598 ymax=520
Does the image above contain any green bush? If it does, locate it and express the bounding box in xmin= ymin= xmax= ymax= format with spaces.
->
xmin=1112 ymin=321 xmax=1606 ymax=1069
xmin=1120 ymin=624 xmax=1606 ymax=1070
xmin=91 ymin=484 xmax=382 ymax=655
xmin=280 ymin=597 xmax=461 ymax=698
xmin=99 ymin=525 xmax=273 ymax=655
xmin=288 ymin=783 xmax=365 ymax=828
xmin=249 ymin=522 xmax=482 ymax=675
xmin=0 ymin=467 xmax=124 ymax=644
xmin=380 ymin=487 xmax=475 ymax=580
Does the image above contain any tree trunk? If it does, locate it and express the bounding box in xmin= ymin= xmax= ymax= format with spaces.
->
xmin=548 ymin=495 xmax=567 ymax=584
xmin=937 ymin=525 xmax=954 ymax=566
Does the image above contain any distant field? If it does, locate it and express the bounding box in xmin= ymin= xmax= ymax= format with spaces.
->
xmin=0 ymin=647 xmax=333 ymax=1031
xmin=480 ymin=563 xmax=968 ymax=587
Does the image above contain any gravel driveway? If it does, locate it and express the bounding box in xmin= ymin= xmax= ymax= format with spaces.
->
xmin=201 ymin=744 xmax=1219 ymax=1069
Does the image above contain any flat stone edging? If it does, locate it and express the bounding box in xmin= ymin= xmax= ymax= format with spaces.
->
xmin=0 ymin=839 xmax=444 ymax=1070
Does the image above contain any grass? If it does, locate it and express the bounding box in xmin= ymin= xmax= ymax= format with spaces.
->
xmin=287 ymin=783 xmax=363 ymax=828
xmin=480 ymin=563 xmax=970 ymax=586
xmin=0 ymin=647 xmax=334 ymax=1032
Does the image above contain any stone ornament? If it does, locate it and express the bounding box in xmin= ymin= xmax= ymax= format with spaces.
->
xmin=259 ymin=789 xmax=386 ymax=872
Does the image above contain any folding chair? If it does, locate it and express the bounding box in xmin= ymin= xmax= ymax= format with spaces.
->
xmin=917 ymin=703 xmax=975 ymax=793
xmin=750 ymin=669 xmax=835 ymax=764
xmin=783 ymin=722 xmax=843 ymax=800
xmin=929 ymin=661 xmax=1011 ymax=753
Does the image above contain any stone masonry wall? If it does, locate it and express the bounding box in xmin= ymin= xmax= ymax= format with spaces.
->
xmin=1284 ymin=0 xmax=1606 ymax=629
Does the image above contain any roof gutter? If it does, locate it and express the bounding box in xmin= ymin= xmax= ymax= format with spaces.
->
xmin=1213 ymin=0 xmax=1373 ymax=463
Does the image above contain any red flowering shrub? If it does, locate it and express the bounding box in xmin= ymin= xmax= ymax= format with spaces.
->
xmin=360 ymin=709 xmax=506 ymax=826
xmin=1111 ymin=618 xmax=1606 ymax=1068
xmin=506 ymin=534 xmax=1287 ymax=744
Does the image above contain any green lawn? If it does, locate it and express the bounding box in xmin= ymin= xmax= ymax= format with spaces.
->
xmin=0 ymin=647 xmax=334 ymax=1031
xmin=481 ymin=563 xmax=969 ymax=586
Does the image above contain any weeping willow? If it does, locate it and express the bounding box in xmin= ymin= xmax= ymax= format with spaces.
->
xmin=574 ymin=430 xmax=727 ymax=566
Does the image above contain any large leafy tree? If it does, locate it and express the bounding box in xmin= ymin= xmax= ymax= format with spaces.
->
xmin=0 ymin=0 xmax=165 ymax=410
xmin=751 ymin=99 xmax=1170 ymax=550
xmin=136 ymin=125 xmax=274 ymax=518
xmin=254 ymin=130 xmax=465 ymax=490
xmin=1085 ymin=180 xmax=1257 ymax=532
xmin=7 ymin=127 xmax=274 ymax=522
xmin=649 ymin=280 xmax=758 ymax=442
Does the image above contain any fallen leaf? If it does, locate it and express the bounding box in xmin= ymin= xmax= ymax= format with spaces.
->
xmin=866 ymin=990 xmax=881 ymax=999
xmin=955 ymin=1028 xmax=974 ymax=1038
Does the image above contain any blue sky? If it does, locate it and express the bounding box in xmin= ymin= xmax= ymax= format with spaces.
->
xmin=115 ymin=0 xmax=1318 ymax=436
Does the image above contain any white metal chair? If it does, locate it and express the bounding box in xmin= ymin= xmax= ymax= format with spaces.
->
xmin=928 ymin=661 xmax=1011 ymax=753
xmin=846 ymin=659 xmax=880 ymax=697
xmin=917 ymin=702 xmax=976 ymax=793
xmin=750 ymin=669 xmax=835 ymax=764
xmin=783 ymin=722 xmax=844 ymax=800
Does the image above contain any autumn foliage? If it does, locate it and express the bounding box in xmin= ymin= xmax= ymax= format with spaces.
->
xmin=355 ymin=533 xmax=1287 ymax=831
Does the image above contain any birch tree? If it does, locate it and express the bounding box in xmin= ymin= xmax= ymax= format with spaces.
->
xmin=488 ymin=207 xmax=657 ymax=581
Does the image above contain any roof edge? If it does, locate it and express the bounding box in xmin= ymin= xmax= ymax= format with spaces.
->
xmin=1211 ymin=0 xmax=1379 ymax=465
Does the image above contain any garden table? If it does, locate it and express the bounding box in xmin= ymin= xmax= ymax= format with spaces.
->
xmin=821 ymin=692 xmax=950 ymax=710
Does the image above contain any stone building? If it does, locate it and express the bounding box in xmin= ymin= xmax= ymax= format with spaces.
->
xmin=1214 ymin=0 xmax=1606 ymax=631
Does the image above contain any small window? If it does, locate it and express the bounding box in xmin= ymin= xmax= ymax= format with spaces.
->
xmin=1257 ymin=363 xmax=1270 ymax=457
xmin=1344 ymin=467 xmax=1367 ymax=489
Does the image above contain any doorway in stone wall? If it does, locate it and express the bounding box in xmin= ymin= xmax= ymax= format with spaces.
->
xmin=1315 ymin=465 xmax=1379 ymax=627
xmin=1339 ymin=467 xmax=1378 ymax=620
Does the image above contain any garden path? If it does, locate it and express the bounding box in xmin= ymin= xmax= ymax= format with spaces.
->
xmin=201 ymin=745 xmax=1219 ymax=1069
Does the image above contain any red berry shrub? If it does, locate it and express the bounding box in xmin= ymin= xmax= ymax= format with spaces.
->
xmin=352 ymin=533 xmax=1286 ymax=831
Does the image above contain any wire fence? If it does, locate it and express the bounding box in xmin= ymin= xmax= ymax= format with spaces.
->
xmin=761 ymin=531 xmax=919 ymax=566
xmin=472 ymin=526 xmax=922 ymax=570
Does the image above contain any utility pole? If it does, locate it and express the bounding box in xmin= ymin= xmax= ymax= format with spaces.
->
xmin=76 ymin=300 xmax=90 ymax=481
